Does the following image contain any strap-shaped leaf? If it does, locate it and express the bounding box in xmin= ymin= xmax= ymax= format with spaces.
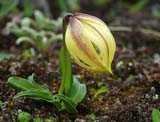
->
xmin=67 ymin=76 xmax=86 ymax=104
xmin=8 ymin=77 xmax=49 ymax=91
xmin=0 ymin=53 xmax=14 ymax=61
xmin=14 ymin=89 xmax=54 ymax=103
xmin=0 ymin=0 xmax=18 ymax=18
xmin=16 ymin=37 xmax=35 ymax=45
xmin=55 ymin=94 xmax=77 ymax=113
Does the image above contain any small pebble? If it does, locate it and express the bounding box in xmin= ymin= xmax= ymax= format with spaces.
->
xmin=145 ymin=94 xmax=150 ymax=99
xmin=151 ymin=87 xmax=156 ymax=93
xmin=18 ymin=109 xmax=22 ymax=114
xmin=153 ymin=94 xmax=159 ymax=100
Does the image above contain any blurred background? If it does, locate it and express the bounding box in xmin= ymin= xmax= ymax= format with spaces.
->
xmin=0 ymin=0 xmax=160 ymax=53
xmin=0 ymin=0 xmax=160 ymax=22
xmin=0 ymin=0 xmax=160 ymax=57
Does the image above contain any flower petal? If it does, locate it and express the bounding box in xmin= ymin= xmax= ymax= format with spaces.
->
xmin=76 ymin=13 xmax=116 ymax=64
xmin=65 ymin=17 xmax=105 ymax=70
xmin=76 ymin=13 xmax=116 ymax=72
xmin=64 ymin=13 xmax=116 ymax=73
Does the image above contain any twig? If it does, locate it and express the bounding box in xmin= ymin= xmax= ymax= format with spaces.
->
xmin=140 ymin=28 xmax=160 ymax=38
xmin=109 ymin=26 xmax=132 ymax=32
xmin=109 ymin=26 xmax=160 ymax=38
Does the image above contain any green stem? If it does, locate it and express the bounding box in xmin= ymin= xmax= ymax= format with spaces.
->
xmin=58 ymin=46 xmax=72 ymax=94
xmin=58 ymin=13 xmax=73 ymax=94
xmin=58 ymin=46 xmax=73 ymax=94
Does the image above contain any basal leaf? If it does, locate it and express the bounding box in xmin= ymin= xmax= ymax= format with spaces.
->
xmin=8 ymin=77 xmax=49 ymax=91
xmin=0 ymin=0 xmax=18 ymax=18
xmin=55 ymin=94 xmax=77 ymax=113
xmin=14 ymin=89 xmax=54 ymax=102
xmin=26 ymin=74 xmax=49 ymax=91
xmin=66 ymin=76 xmax=86 ymax=104
xmin=16 ymin=37 xmax=35 ymax=45
xmin=0 ymin=53 xmax=14 ymax=61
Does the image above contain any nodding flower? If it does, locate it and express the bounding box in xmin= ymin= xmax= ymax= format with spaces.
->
xmin=63 ymin=13 xmax=116 ymax=74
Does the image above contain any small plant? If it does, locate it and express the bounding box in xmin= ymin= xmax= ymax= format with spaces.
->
xmin=6 ymin=10 xmax=63 ymax=52
xmin=8 ymin=73 xmax=86 ymax=113
xmin=8 ymin=12 xmax=116 ymax=113
xmin=18 ymin=112 xmax=31 ymax=122
xmin=94 ymin=86 xmax=109 ymax=97
xmin=0 ymin=0 xmax=18 ymax=18
xmin=86 ymin=113 xmax=96 ymax=119
xmin=58 ymin=0 xmax=80 ymax=13
xmin=0 ymin=53 xmax=14 ymax=61
xmin=33 ymin=117 xmax=43 ymax=122
xmin=152 ymin=108 xmax=160 ymax=122
xmin=0 ymin=100 xmax=3 ymax=107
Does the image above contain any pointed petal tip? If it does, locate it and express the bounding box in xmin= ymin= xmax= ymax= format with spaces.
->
xmin=105 ymin=67 xmax=113 ymax=75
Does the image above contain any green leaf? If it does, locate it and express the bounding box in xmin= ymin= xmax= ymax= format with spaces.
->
xmin=0 ymin=100 xmax=3 ymax=107
xmin=14 ymin=89 xmax=54 ymax=102
xmin=49 ymin=34 xmax=63 ymax=43
xmin=58 ymin=0 xmax=68 ymax=12
xmin=27 ymin=73 xmax=35 ymax=81
xmin=23 ymin=0 xmax=34 ymax=16
xmin=94 ymin=86 xmax=109 ymax=97
xmin=34 ymin=10 xmax=53 ymax=30
xmin=22 ymin=49 xmax=35 ymax=59
xmin=51 ymin=98 xmax=62 ymax=111
xmin=55 ymin=94 xmax=77 ymax=113
xmin=16 ymin=37 xmax=35 ymax=45
xmin=7 ymin=22 xmax=20 ymax=34
xmin=34 ymin=10 xmax=45 ymax=23
xmin=18 ymin=112 xmax=31 ymax=122
xmin=8 ymin=76 xmax=78 ymax=113
xmin=129 ymin=0 xmax=149 ymax=13
xmin=20 ymin=27 xmax=38 ymax=38
xmin=86 ymin=113 xmax=96 ymax=119
xmin=152 ymin=108 xmax=160 ymax=122
xmin=59 ymin=46 xmax=73 ymax=94
xmin=21 ymin=18 xmax=31 ymax=27
xmin=67 ymin=76 xmax=86 ymax=104
xmin=0 ymin=53 xmax=14 ymax=61
xmin=6 ymin=10 xmax=62 ymax=52
xmin=58 ymin=0 xmax=80 ymax=12
xmin=33 ymin=117 xmax=43 ymax=122
xmin=8 ymin=77 xmax=49 ymax=91
xmin=0 ymin=0 xmax=18 ymax=18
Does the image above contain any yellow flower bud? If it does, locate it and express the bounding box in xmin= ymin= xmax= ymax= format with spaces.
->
xmin=64 ymin=13 xmax=116 ymax=74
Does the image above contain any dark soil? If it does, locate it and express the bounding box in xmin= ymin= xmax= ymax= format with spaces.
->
xmin=0 ymin=3 xmax=160 ymax=122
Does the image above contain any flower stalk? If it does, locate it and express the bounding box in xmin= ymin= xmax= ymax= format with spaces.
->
xmin=58 ymin=13 xmax=73 ymax=94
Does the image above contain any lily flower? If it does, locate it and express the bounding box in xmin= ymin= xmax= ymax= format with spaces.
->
xmin=64 ymin=13 xmax=116 ymax=73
